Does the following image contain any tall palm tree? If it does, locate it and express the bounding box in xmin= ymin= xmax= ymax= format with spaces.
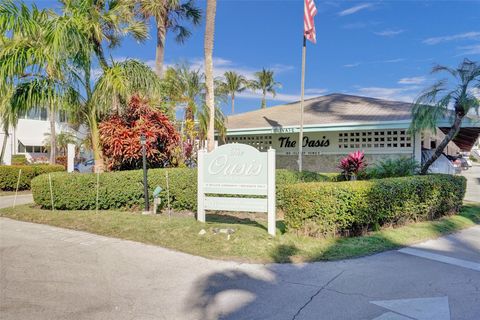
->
xmin=197 ymin=103 xmax=226 ymax=148
xmin=0 ymin=84 xmax=18 ymax=164
xmin=250 ymin=68 xmax=281 ymax=109
xmin=136 ymin=0 xmax=201 ymax=77
xmin=220 ymin=71 xmax=247 ymax=114
xmin=204 ymin=0 xmax=216 ymax=152
xmin=410 ymin=59 xmax=480 ymax=174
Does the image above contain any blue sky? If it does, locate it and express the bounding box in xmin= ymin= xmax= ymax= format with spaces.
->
xmin=34 ymin=0 xmax=480 ymax=114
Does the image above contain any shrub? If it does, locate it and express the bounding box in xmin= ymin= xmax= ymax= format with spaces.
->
xmin=367 ymin=157 xmax=419 ymax=179
xmin=11 ymin=155 xmax=28 ymax=165
xmin=338 ymin=151 xmax=367 ymax=180
xmin=0 ymin=165 xmax=65 ymax=191
xmin=31 ymin=168 xmax=333 ymax=211
xmin=283 ymin=174 xmax=466 ymax=237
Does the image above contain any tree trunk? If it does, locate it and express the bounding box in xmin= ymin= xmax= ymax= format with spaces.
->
xmin=204 ymin=0 xmax=217 ymax=152
xmin=261 ymin=90 xmax=266 ymax=109
xmin=420 ymin=113 xmax=463 ymax=175
xmin=0 ymin=130 xmax=8 ymax=164
xmin=231 ymin=94 xmax=235 ymax=114
xmin=89 ymin=111 xmax=104 ymax=173
xmin=155 ymin=20 xmax=167 ymax=78
xmin=93 ymin=38 xmax=108 ymax=71
xmin=48 ymin=106 xmax=56 ymax=165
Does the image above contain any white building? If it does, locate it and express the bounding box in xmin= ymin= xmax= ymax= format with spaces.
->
xmin=0 ymin=107 xmax=78 ymax=165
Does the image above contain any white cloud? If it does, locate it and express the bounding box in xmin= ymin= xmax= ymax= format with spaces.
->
xmin=423 ymin=31 xmax=480 ymax=45
xmin=343 ymin=58 xmax=404 ymax=68
xmin=353 ymin=86 xmax=420 ymax=102
xmin=457 ymin=44 xmax=480 ymax=55
xmin=344 ymin=62 xmax=360 ymax=68
xmin=374 ymin=29 xmax=404 ymax=37
xmin=338 ymin=3 xmax=373 ymax=16
xmin=398 ymin=76 xmax=426 ymax=85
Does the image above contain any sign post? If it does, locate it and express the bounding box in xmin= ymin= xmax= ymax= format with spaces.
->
xmin=197 ymin=144 xmax=276 ymax=236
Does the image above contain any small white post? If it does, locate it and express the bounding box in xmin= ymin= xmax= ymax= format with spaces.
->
xmin=267 ymin=148 xmax=276 ymax=236
xmin=165 ymin=171 xmax=171 ymax=218
xmin=413 ymin=132 xmax=422 ymax=164
xmin=67 ymin=143 xmax=75 ymax=173
xmin=13 ymin=169 xmax=22 ymax=208
xmin=48 ymin=174 xmax=54 ymax=212
xmin=197 ymin=149 xmax=206 ymax=223
xmin=96 ymin=172 xmax=100 ymax=213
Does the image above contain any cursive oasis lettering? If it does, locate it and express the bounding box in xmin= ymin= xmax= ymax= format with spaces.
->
xmin=208 ymin=154 xmax=263 ymax=176
xmin=278 ymin=136 xmax=330 ymax=148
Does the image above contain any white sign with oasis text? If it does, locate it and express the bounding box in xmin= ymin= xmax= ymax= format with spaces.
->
xmin=197 ymin=144 xmax=276 ymax=236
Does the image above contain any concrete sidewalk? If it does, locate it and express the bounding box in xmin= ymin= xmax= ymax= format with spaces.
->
xmin=0 ymin=194 xmax=33 ymax=209
xmin=1 ymin=218 xmax=479 ymax=320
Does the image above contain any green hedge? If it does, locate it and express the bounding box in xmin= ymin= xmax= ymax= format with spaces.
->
xmin=0 ymin=165 xmax=65 ymax=191
xmin=31 ymin=168 xmax=334 ymax=211
xmin=283 ymin=174 xmax=466 ymax=237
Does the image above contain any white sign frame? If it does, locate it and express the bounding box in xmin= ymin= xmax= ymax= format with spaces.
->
xmin=197 ymin=144 xmax=276 ymax=236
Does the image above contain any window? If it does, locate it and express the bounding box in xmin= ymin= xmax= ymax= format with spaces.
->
xmin=20 ymin=107 xmax=48 ymax=121
xmin=338 ymin=130 xmax=411 ymax=150
xmin=17 ymin=142 xmax=45 ymax=153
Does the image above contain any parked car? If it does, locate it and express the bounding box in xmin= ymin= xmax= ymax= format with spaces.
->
xmin=74 ymin=159 xmax=94 ymax=173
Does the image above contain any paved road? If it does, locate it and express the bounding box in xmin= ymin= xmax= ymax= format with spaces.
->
xmin=0 ymin=194 xmax=33 ymax=209
xmin=462 ymin=164 xmax=480 ymax=202
xmin=1 ymin=218 xmax=479 ymax=320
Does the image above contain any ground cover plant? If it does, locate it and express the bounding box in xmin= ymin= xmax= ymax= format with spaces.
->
xmin=0 ymin=202 xmax=478 ymax=263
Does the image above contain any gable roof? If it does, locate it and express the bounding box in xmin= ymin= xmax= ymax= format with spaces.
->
xmin=226 ymin=93 xmax=414 ymax=131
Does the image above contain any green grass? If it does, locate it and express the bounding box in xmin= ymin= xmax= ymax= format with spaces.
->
xmin=1 ymin=203 xmax=479 ymax=263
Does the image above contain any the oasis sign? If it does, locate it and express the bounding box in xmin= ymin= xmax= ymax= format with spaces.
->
xmin=197 ymin=144 xmax=276 ymax=236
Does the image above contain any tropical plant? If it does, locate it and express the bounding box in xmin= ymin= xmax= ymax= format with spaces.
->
xmin=220 ymin=71 xmax=247 ymax=114
xmin=410 ymin=59 xmax=480 ymax=175
xmin=250 ymin=68 xmax=281 ymax=109
xmin=99 ymin=95 xmax=180 ymax=170
xmin=43 ymin=131 xmax=77 ymax=156
xmin=204 ymin=0 xmax=216 ymax=151
xmin=367 ymin=157 xmax=419 ymax=179
xmin=136 ymin=0 xmax=202 ymax=77
xmin=197 ymin=103 xmax=226 ymax=147
xmin=338 ymin=151 xmax=367 ymax=180
xmin=0 ymin=84 xmax=17 ymax=164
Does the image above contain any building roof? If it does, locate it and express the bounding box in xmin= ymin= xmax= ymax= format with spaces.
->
xmin=226 ymin=93 xmax=414 ymax=131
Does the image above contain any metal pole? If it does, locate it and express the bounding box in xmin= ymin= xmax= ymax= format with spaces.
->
xmin=298 ymin=36 xmax=307 ymax=172
xmin=13 ymin=169 xmax=22 ymax=208
xmin=141 ymin=134 xmax=149 ymax=212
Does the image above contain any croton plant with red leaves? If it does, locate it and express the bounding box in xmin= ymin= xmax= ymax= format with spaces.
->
xmin=338 ymin=150 xmax=367 ymax=179
xmin=99 ymin=95 xmax=180 ymax=170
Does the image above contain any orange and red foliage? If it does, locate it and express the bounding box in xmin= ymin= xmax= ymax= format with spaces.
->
xmin=99 ymin=95 xmax=180 ymax=170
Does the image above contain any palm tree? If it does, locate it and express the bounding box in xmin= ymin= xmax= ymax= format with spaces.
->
xmin=250 ymin=68 xmax=281 ymax=109
xmin=43 ymin=131 xmax=77 ymax=156
xmin=0 ymin=84 xmax=18 ymax=164
xmin=204 ymin=0 xmax=216 ymax=152
xmin=197 ymin=104 xmax=226 ymax=148
xmin=220 ymin=71 xmax=247 ymax=114
xmin=410 ymin=59 xmax=480 ymax=175
xmin=136 ymin=0 xmax=201 ymax=77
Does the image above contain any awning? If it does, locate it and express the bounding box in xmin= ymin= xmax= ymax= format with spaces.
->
xmin=439 ymin=127 xmax=480 ymax=151
xmin=18 ymin=138 xmax=44 ymax=146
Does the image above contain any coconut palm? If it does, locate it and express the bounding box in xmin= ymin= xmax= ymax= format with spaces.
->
xmin=136 ymin=0 xmax=201 ymax=77
xmin=220 ymin=71 xmax=247 ymax=114
xmin=410 ymin=58 xmax=480 ymax=175
xmin=43 ymin=131 xmax=77 ymax=156
xmin=0 ymin=84 xmax=18 ymax=164
xmin=250 ymin=68 xmax=281 ymax=109
xmin=204 ymin=0 xmax=216 ymax=151
xmin=197 ymin=103 xmax=226 ymax=148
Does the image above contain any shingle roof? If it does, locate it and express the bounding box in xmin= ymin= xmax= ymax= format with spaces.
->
xmin=226 ymin=93 xmax=414 ymax=130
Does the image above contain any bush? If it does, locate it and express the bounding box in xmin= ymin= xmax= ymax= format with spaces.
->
xmin=283 ymin=174 xmax=466 ymax=237
xmin=31 ymin=168 xmax=333 ymax=211
xmin=367 ymin=157 xmax=419 ymax=179
xmin=0 ymin=165 xmax=65 ymax=191
xmin=11 ymin=155 xmax=28 ymax=165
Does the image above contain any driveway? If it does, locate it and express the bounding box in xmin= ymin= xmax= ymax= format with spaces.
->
xmin=462 ymin=164 xmax=480 ymax=202
xmin=1 ymin=218 xmax=479 ymax=320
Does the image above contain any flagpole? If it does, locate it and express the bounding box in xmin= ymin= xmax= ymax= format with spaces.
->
xmin=298 ymin=36 xmax=307 ymax=172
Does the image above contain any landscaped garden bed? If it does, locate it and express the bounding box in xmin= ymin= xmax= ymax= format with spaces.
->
xmin=0 ymin=165 xmax=65 ymax=191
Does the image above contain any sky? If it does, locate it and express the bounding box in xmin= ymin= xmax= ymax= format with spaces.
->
xmin=31 ymin=0 xmax=480 ymax=115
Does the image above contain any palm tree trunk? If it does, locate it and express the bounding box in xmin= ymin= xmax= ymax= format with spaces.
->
xmin=0 ymin=130 xmax=9 ymax=164
xmin=420 ymin=114 xmax=463 ymax=175
xmin=48 ymin=106 xmax=56 ymax=165
xmin=261 ymin=90 xmax=266 ymax=109
xmin=155 ymin=21 xmax=167 ymax=78
xmin=93 ymin=38 xmax=108 ymax=71
xmin=204 ymin=0 xmax=217 ymax=152
xmin=89 ymin=111 xmax=104 ymax=173
xmin=231 ymin=94 xmax=235 ymax=114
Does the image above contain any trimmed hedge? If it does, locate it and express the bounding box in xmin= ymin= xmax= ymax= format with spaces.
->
xmin=0 ymin=165 xmax=65 ymax=191
xmin=31 ymin=168 xmax=334 ymax=211
xmin=283 ymin=174 xmax=466 ymax=237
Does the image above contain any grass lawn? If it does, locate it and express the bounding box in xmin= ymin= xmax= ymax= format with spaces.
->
xmin=1 ymin=202 xmax=479 ymax=263
xmin=0 ymin=190 xmax=31 ymax=196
